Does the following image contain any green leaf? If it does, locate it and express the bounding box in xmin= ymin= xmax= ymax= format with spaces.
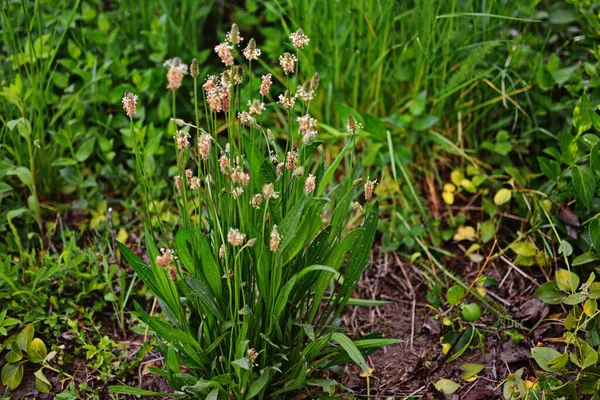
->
xmin=206 ymin=388 xmax=219 ymax=400
xmin=317 ymin=142 xmax=352 ymax=196
xmin=461 ymin=363 xmax=484 ymax=380
xmin=531 ymin=347 xmax=564 ymax=372
xmin=573 ymin=252 xmax=600 ymax=266
xmin=535 ymin=282 xmax=565 ymax=304
xmin=16 ymin=324 xmax=34 ymax=351
xmin=574 ymin=339 xmax=599 ymax=369
xmin=564 ymin=293 xmax=586 ymax=305
xmin=552 ymin=65 xmax=578 ymax=87
xmin=185 ymin=277 xmax=224 ymax=321
xmin=1 ymin=363 xmax=24 ymax=390
xmin=572 ymin=165 xmax=596 ymax=209
xmin=409 ymin=91 xmax=427 ymax=116
xmin=556 ymin=268 xmax=580 ymax=292
xmin=461 ymin=303 xmax=481 ymax=322
xmin=590 ymin=220 xmax=600 ymax=252
xmin=76 ymin=137 xmax=96 ymax=162
xmin=247 ymin=370 xmax=270 ymax=398
xmin=591 ymin=143 xmax=600 ymax=172
xmin=34 ymin=369 xmax=51 ymax=393
xmin=511 ymin=241 xmax=537 ymax=257
xmin=5 ymin=348 xmax=23 ymax=363
xmin=27 ymin=338 xmax=48 ymax=363
xmin=331 ymin=333 xmax=368 ymax=373
xmin=434 ymin=378 xmax=460 ymax=394
xmin=493 ymin=188 xmax=512 ymax=205
xmin=561 ymin=133 xmax=578 ymax=165
xmin=537 ymin=157 xmax=561 ymax=180
xmin=109 ymin=385 xmax=185 ymax=396
xmin=573 ymin=93 xmax=593 ymax=133
xmin=232 ymin=357 xmax=250 ymax=370
xmin=447 ymin=285 xmax=465 ymax=306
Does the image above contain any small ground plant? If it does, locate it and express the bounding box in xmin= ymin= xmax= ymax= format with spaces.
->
xmin=112 ymin=25 xmax=399 ymax=398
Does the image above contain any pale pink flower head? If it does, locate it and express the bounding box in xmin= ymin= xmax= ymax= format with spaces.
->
xmin=243 ymin=38 xmax=261 ymax=60
xmin=174 ymin=130 xmax=190 ymax=150
xmin=262 ymin=183 xmax=279 ymax=199
xmin=290 ymin=29 xmax=310 ymax=49
xmin=238 ymin=111 xmax=256 ymax=127
xmin=220 ymin=155 xmax=230 ymax=174
xmin=163 ymin=57 xmax=188 ymax=90
xmin=305 ymin=174 xmax=316 ymax=194
xmin=198 ymin=132 xmax=212 ymax=161
xmin=156 ymin=248 xmax=176 ymax=268
xmin=248 ymin=99 xmax=265 ymax=115
xmin=190 ymin=177 xmax=201 ymax=190
xmin=278 ymin=91 xmax=296 ymax=110
xmin=250 ymin=193 xmax=263 ymax=209
xmin=297 ymin=82 xmax=314 ymax=102
xmin=260 ymin=74 xmax=272 ymax=96
xmin=215 ymin=43 xmax=234 ymax=66
xmin=286 ymin=150 xmax=298 ymax=171
xmin=279 ymin=52 xmax=297 ymax=74
xmin=364 ymin=177 xmax=377 ymax=201
xmin=185 ymin=168 xmax=193 ymax=185
xmin=297 ymin=114 xmax=317 ymax=143
xmin=174 ymin=176 xmax=182 ymax=195
xmin=122 ymin=90 xmax=138 ymax=118
xmin=228 ymin=228 xmax=246 ymax=246
xmin=270 ymin=225 xmax=281 ymax=252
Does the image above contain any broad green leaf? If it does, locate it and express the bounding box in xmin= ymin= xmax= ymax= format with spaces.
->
xmin=573 ymin=93 xmax=592 ymax=132
xmin=461 ymin=363 xmax=484 ymax=380
xmin=535 ymin=282 xmax=565 ymax=304
xmin=1 ymin=363 xmax=24 ymax=390
xmin=247 ymin=370 xmax=270 ymax=398
xmin=232 ymin=357 xmax=250 ymax=370
xmin=447 ymin=285 xmax=465 ymax=306
xmin=206 ymin=388 xmax=219 ymax=400
xmin=556 ymin=269 xmax=580 ymax=292
xmin=16 ymin=324 xmax=34 ymax=351
xmin=434 ymin=379 xmax=460 ymax=394
xmin=317 ymin=142 xmax=351 ymax=196
xmin=34 ymin=369 xmax=51 ymax=393
xmin=531 ymin=347 xmax=564 ymax=372
xmin=573 ymin=252 xmax=600 ymax=266
xmin=561 ymin=133 xmax=578 ymax=165
xmin=27 ymin=338 xmax=47 ymax=363
xmin=563 ymin=293 xmax=586 ymax=305
xmin=537 ymin=157 xmax=561 ymax=180
xmin=572 ymin=165 xmax=595 ymax=209
xmin=511 ymin=241 xmax=537 ymax=257
xmin=591 ymin=143 xmax=600 ymax=172
xmin=185 ymin=277 xmax=224 ymax=321
xmin=461 ymin=303 xmax=481 ymax=322
xmin=573 ymin=339 xmax=598 ymax=369
xmin=590 ymin=219 xmax=600 ymax=252
xmin=494 ymin=188 xmax=512 ymax=205
xmin=75 ymin=137 xmax=96 ymax=162
xmin=109 ymin=385 xmax=185 ymax=396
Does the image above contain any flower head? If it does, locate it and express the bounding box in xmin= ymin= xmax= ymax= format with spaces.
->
xmin=228 ymin=228 xmax=246 ymax=246
xmin=279 ymin=52 xmax=297 ymax=74
xmin=290 ymin=29 xmax=310 ymax=49
xmin=190 ymin=58 xmax=199 ymax=78
xmin=248 ymin=99 xmax=265 ymax=115
xmin=163 ymin=57 xmax=188 ymax=90
xmin=260 ymin=74 xmax=272 ymax=96
xmin=297 ymin=81 xmax=314 ymax=102
xmin=122 ymin=90 xmax=138 ymax=118
xmin=174 ymin=176 xmax=182 ymax=195
xmin=238 ymin=111 xmax=256 ymax=127
xmin=198 ymin=132 xmax=212 ymax=161
xmin=286 ymin=150 xmax=298 ymax=171
xmin=262 ymin=183 xmax=279 ymax=199
xmin=226 ymin=24 xmax=243 ymax=45
xmin=270 ymin=225 xmax=281 ymax=252
xmin=310 ymin=72 xmax=320 ymax=90
xmin=278 ymin=91 xmax=296 ymax=110
xmin=346 ymin=114 xmax=363 ymax=132
xmin=175 ymin=130 xmax=190 ymax=150
xmin=364 ymin=178 xmax=377 ymax=201
xmin=250 ymin=193 xmax=263 ymax=209
xmin=215 ymin=43 xmax=234 ymax=66
xmin=243 ymin=38 xmax=261 ymax=60
xmin=156 ymin=248 xmax=176 ymax=268
xmin=297 ymin=114 xmax=317 ymax=143
xmin=305 ymin=174 xmax=316 ymax=194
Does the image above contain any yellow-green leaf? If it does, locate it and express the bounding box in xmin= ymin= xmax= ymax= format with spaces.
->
xmin=494 ymin=188 xmax=512 ymax=205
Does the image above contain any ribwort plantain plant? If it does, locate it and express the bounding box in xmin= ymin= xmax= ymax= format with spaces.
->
xmin=112 ymin=25 xmax=399 ymax=399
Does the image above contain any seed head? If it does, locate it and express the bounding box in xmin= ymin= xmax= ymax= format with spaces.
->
xmin=246 ymin=348 xmax=258 ymax=361
xmin=219 ymin=244 xmax=226 ymax=258
xmin=290 ymin=29 xmax=310 ymax=49
xmin=190 ymin=58 xmax=199 ymax=78
xmin=262 ymin=183 xmax=279 ymax=199
xmin=219 ymin=155 xmax=230 ymax=174
xmin=310 ymin=72 xmax=320 ymax=90
xmin=228 ymin=228 xmax=246 ymax=246
xmin=364 ymin=178 xmax=377 ymax=201
xmin=297 ymin=114 xmax=317 ymax=143
xmin=175 ymin=130 xmax=190 ymax=150
xmin=226 ymin=24 xmax=243 ymax=45
xmin=270 ymin=225 xmax=281 ymax=252
xmin=122 ymin=90 xmax=138 ymax=118
xmin=215 ymin=43 xmax=234 ymax=66
xmin=233 ymin=65 xmax=244 ymax=85
xmin=346 ymin=114 xmax=363 ymax=132
xmin=156 ymin=248 xmax=176 ymax=268
xmin=279 ymin=52 xmax=297 ymax=74
xmin=163 ymin=57 xmax=188 ymax=90
xmin=243 ymin=38 xmax=261 ymax=60
xmin=231 ymin=186 xmax=244 ymax=199
xmin=305 ymin=174 xmax=316 ymax=194
xmin=351 ymin=201 xmax=363 ymax=211
xmin=260 ymin=74 xmax=272 ymax=96
xmin=278 ymin=91 xmax=296 ymax=110
xmin=185 ymin=169 xmax=193 ymax=185
xmin=293 ymin=166 xmax=304 ymax=178
xmin=198 ymin=132 xmax=212 ymax=161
